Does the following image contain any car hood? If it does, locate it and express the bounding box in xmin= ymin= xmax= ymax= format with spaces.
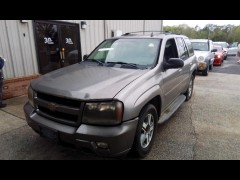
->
xmin=228 ymin=47 xmax=238 ymax=51
xmin=194 ymin=51 xmax=209 ymax=58
xmin=215 ymin=52 xmax=223 ymax=55
xmin=31 ymin=63 xmax=148 ymax=100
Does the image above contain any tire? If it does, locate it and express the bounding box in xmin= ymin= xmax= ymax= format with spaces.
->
xmin=132 ymin=104 xmax=158 ymax=158
xmin=224 ymin=55 xmax=227 ymax=60
xmin=184 ymin=75 xmax=194 ymax=101
xmin=202 ymin=65 xmax=209 ymax=76
xmin=209 ymin=63 xmax=213 ymax=70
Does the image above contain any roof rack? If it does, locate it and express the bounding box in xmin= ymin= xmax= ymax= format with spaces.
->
xmin=122 ymin=31 xmax=172 ymax=37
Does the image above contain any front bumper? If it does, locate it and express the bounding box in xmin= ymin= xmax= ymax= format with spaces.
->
xmin=24 ymin=103 xmax=138 ymax=157
xmin=214 ymin=58 xmax=222 ymax=65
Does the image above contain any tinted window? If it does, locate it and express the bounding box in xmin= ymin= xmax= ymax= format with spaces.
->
xmin=184 ymin=38 xmax=194 ymax=57
xmin=164 ymin=39 xmax=179 ymax=62
xmin=176 ymin=37 xmax=189 ymax=60
xmin=214 ymin=45 xmax=223 ymax=52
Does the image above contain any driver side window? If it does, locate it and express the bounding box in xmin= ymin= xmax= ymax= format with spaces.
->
xmin=164 ymin=39 xmax=179 ymax=62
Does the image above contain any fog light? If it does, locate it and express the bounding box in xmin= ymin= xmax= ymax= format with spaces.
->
xmin=96 ymin=142 xmax=109 ymax=149
xmin=198 ymin=62 xmax=207 ymax=70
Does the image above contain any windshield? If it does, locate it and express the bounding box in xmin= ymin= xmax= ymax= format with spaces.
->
xmin=214 ymin=43 xmax=227 ymax=48
xmin=191 ymin=42 xmax=209 ymax=51
xmin=86 ymin=38 xmax=161 ymax=69
xmin=214 ymin=46 xmax=222 ymax=52
xmin=230 ymin=42 xmax=238 ymax=48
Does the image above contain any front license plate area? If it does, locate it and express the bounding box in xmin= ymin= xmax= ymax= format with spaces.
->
xmin=40 ymin=126 xmax=59 ymax=143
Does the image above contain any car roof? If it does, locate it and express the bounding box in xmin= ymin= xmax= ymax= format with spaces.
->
xmin=190 ymin=39 xmax=211 ymax=42
xmin=214 ymin=41 xmax=227 ymax=44
xmin=106 ymin=31 xmax=188 ymax=40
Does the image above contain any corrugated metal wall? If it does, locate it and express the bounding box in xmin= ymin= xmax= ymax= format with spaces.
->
xmin=144 ymin=20 xmax=163 ymax=31
xmin=105 ymin=20 xmax=144 ymax=37
xmin=0 ymin=20 xmax=162 ymax=79
xmin=105 ymin=20 xmax=162 ymax=37
xmin=0 ymin=20 xmax=39 ymax=79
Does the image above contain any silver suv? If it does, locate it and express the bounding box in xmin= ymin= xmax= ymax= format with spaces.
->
xmin=24 ymin=31 xmax=197 ymax=158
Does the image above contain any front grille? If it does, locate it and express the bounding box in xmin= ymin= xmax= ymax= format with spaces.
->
xmin=38 ymin=106 xmax=79 ymax=123
xmin=37 ymin=92 xmax=81 ymax=108
xmin=35 ymin=92 xmax=82 ymax=126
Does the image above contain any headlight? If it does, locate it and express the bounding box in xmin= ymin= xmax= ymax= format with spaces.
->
xmin=82 ymin=101 xmax=123 ymax=125
xmin=198 ymin=56 xmax=205 ymax=62
xmin=28 ymin=86 xmax=35 ymax=107
xmin=218 ymin=55 xmax=221 ymax=58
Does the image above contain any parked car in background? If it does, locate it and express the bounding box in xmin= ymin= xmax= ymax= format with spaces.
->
xmin=213 ymin=45 xmax=224 ymax=66
xmin=190 ymin=39 xmax=216 ymax=76
xmin=213 ymin=41 xmax=228 ymax=60
xmin=228 ymin=42 xmax=238 ymax=56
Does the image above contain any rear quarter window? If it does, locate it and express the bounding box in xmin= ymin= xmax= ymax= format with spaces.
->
xmin=184 ymin=38 xmax=194 ymax=57
xmin=176 ymin=37 xmax=189 ymax=60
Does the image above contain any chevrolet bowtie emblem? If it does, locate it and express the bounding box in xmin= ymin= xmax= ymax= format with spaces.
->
xmin=48 ymin=102 xmax=57 ymax=112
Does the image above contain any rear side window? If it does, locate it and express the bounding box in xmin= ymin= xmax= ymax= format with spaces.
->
xmin=184 ymin=38 xmax=194 ymax=57
xmin=176 ymin=37 xmax=189 ymax=60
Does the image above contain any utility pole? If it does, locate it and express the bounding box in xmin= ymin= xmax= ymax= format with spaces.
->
xmin=208 ymin=27 xmax=210 ymax=39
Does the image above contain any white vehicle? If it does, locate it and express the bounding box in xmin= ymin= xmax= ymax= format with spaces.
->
xmin=190 ymin=39 xmax=216 ymax=76
xmin=228 ymin=42 xmax=238 ymax=56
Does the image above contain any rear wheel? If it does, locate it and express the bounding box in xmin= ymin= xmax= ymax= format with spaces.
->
xmin=132 ymin=104 xmax=158 ymax=158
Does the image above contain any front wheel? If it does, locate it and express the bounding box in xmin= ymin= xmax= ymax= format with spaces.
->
xmin=202 ymin=64 xmax=209 ymax=76
xmin=209 ymin=63 xmax=213 ymax=70
xmin=184 ymin=75 xmax=194 ymax=101
xmin=132 ymin=104 xmax=158 ymax=158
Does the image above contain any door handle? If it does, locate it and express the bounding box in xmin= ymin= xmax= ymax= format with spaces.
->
xmin=178 ymin=69 xmax=182 ymax=72
xmin=62 ymin=48 xmax=65 ymax=60
xmin=60 ymin=48 xmax=65 ymax=60
xmin=60 ymin=51 xmax=63 ymax=60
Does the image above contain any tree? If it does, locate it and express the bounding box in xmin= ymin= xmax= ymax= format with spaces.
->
xmin=163 ymin=24 xmax=240 ymax=44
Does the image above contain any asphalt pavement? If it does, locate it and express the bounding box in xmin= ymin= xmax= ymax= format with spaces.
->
xmin=0 ymin=56 xmax=240 ymax=160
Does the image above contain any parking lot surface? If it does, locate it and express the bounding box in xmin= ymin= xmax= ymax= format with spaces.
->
xmin=0 ymin=56 xmax=240 ymax=160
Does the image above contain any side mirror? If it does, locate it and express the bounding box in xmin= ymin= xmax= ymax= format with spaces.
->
xmin=163 ymin=58 xmax=184 ymax=70
xmin=83 ymin=54 xmax=88 ymax=60
xmin=211 ymin=49 xmax=217 ymax=53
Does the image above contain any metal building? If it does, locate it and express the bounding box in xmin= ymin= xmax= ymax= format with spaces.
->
xmin=0 ymin=20 xmax=162 ymax=99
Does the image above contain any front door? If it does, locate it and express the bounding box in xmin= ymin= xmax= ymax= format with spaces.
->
xmin=34 ymin=20 xmax=81 ymax=74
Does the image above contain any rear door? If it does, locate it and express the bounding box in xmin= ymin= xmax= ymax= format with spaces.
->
xmin=175 ymin=37 xmax=194 ymax=93
xmin=161 ymin=38 xmax=181 ymax=110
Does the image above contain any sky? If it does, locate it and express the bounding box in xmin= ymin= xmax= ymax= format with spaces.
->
xmin=163 ymin=20 xmax=240 ymax=28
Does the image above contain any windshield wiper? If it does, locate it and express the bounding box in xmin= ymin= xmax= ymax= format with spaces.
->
xmin=85 ymin=59 xmax=104 ymax=65
xmin=106 ymin=61 xmax=139 ymax=69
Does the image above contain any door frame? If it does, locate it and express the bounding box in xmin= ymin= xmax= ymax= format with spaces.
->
xmin=33 ymin=20 xmax=82 ymax=74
